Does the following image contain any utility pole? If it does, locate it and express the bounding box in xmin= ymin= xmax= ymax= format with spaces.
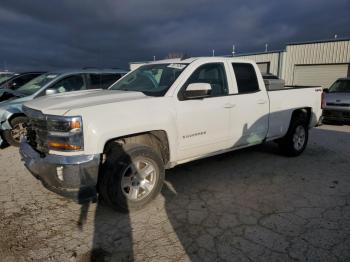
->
xmin=265 ymin=43 xmax=268 ymax=52
xmin=153 ymin=56 xmax=156 ymax=61
xmin=212 ymin=49 xmax=215 ymax=57
xmin=232 ymin=45 xmax=236 ymax=56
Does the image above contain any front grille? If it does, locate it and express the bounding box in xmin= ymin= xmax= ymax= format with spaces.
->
xmin=23 ymin=106 xmax=49 ymax=153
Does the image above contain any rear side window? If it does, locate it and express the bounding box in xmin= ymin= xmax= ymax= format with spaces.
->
xmin=89 ymin=74 xmax=101 ymax=89
xmin=50 ymin=74 xmax=86 ymax=93
xmin=100 ymin=74 xmax=122 ymax=89
xmin=89 ymin=73 xmax=123 ymax=89
xmin=232 ymin=63 xmax=260 ymax=93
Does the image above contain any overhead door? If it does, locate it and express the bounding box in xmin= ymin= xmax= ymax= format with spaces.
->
xmin=293 ymin=64 xmax=349 ymax=89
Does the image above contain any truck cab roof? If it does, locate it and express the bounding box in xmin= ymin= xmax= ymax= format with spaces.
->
xmin=148 ymin=56 xmax=255 ymax=65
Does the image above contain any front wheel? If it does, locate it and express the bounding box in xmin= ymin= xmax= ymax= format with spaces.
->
xmin=98 ymin=142 xmax=165 ymax=212
xmin=3 ymin=116 xmax=28 ymax=147
xmin=278 ymin=116 xmax=309 ymax=157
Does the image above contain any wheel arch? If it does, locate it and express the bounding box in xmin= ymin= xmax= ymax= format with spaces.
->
xmin=1 ymin=108 xmax=26 ymax=130
xmin=103 ymin=130 xmax=170 ymax=166
xmin=8 ymin=113 xmax=27 ymax=125
xmin=290 ymin=107 xmax=312 ymax=127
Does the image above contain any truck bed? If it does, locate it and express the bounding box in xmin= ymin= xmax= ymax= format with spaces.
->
xmin=267 ymin=86 xmax=323 ymax=140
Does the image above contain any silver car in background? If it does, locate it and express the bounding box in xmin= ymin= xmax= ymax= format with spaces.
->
xmin=322 ymin=78 xmax=350 ymax=123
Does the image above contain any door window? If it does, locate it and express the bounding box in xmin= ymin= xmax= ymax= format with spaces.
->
xmin=232 ymin=63 xmax=260 ymax=93
xmin=185 ymin=63 xmax=228 ymax=97
xmin=88 ymin=73 xmax=125 ymax=89
xmin=50 ymin=75 xmax=86 ymax=93
xmin=100 ymin=74 xmax=122 ymax=89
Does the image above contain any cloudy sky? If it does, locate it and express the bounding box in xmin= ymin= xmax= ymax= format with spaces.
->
xmin=1 ymin=0 xmax=349 ymax=71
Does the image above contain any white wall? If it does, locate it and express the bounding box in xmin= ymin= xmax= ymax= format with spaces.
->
xmin=235 ymin=40 xmax=350 ymax=86
xmin=235 ymin=52 xmax=284 ymax=77
xmin=283 ymin=40 xmax=350 ymax=85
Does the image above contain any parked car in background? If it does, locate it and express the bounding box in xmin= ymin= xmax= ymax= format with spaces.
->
xmin=0 ymin=72 xmax=45 ymax=90
xmin=0 ymin=69 xmax=127 ymax=146
xmin=322 ymin=78 xmax=350 ymax=124
xmin=20 ymin=57 xmax=323 ymax=210
xmin=0 ymin=72 xmax=16 ymax=85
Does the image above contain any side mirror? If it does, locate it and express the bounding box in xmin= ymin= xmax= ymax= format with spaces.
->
xmin=184 ymin=83 xmax=212 ymax=99
xmin=45 ymin=89 xmax=57 ymax=95
xmin=323 ymin=88 xmax=329 ymax=93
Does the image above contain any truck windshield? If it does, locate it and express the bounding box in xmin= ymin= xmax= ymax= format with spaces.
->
xmin=109 ymin=63 xmax=187 ymax=96
xmin=328 ymin=80 xmax=350 ymax=93
xmin=16 ymin=73 xmax=60 ymax=96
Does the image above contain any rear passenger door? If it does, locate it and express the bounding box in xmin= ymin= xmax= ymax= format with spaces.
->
xmin=228 ymin=63 xmax=269 ymax=147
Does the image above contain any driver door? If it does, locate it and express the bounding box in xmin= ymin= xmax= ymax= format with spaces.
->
xmin=175 ymin=63 xmax=232 ymax=161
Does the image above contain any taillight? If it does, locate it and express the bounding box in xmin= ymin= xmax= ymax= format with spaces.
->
xmin=321 ymin=92 xmax=326 ymax=109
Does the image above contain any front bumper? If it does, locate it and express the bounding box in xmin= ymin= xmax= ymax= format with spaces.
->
xmin=19 ymin=140 xmax=100 ymax=203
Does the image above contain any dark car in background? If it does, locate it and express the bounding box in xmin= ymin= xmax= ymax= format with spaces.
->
xmin=0 ymin=68 xmax=128 ymax=146
xmin=322 ymin=78 xmax=350 ymax=124
xmin=0 ymin=72 xmax=45 ymax=90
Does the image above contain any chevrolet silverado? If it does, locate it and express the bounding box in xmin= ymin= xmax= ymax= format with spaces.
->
xmin=19 ymin=57 xmax=323 ymax=211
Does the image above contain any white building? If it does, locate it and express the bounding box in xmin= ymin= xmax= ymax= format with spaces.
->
xmin=235 ymin=38 xmax=350 ymax=89
xmin=129 ymin=38 xmax=350 ymax=89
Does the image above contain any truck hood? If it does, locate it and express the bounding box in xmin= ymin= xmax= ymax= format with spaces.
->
xmin=24 ymin=89 xmax=150 ymax=115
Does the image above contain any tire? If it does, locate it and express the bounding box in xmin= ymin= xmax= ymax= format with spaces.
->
xmin=98 ymin=142 xmax=165 ymax=212
xmin=278 ymin=114 xmax=309 ymax=157
xmin=3 ymin=116 xmax=28 ymax=147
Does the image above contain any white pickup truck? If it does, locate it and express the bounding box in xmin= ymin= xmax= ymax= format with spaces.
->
xmin=20 ymin=57 xmax=323 ymax=211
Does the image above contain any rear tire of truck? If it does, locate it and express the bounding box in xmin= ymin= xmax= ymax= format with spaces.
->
xmin=278 ymin=114 xmax=309 ymax=157
xmin=98 ymin=142 xmax=165 ymax=212
xmin=3 ymin=116 xmax=28 ymax=147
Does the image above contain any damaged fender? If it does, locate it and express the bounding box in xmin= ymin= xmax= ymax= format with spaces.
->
xmin=0 ymin=105 xmax=24 ymax=146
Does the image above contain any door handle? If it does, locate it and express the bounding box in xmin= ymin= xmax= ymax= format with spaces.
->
xmin=224 ymin=103 xmax=235 ymax=108
xmin=257 ymin=99 xmax=267 ymax=105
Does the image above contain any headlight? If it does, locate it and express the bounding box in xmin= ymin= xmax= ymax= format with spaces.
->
xmin=46 ymin=115 xmax=84 ymax=151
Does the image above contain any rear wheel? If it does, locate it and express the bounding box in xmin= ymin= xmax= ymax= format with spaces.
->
xmin=278 ymin=114 xmax=309 ymax=157
xmin=3 ymin=116 xmax=28 ymax=147
xmin=98 ymin=142 xmax=165 ymax=212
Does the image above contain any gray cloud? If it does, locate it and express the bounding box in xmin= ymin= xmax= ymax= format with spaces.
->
xmin=0 ymin=0 xmax=349 ymax=71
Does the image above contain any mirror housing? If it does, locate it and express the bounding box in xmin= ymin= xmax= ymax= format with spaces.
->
xmin=184 ymin=83 xmax=212 ymax=99
xmin=322 ymin=88 xmax=329 ymax=93
xmin=45 ymin=89 xmax=57 ymax=95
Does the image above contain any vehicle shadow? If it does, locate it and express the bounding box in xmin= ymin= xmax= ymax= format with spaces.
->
xmin=76 ymin=142 xmax=289 ymax=261
xmin=76 ymin=126 xmax=350 ymax=261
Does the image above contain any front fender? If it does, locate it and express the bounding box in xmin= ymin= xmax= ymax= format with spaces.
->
xmin=0 ymin=105 xmax=24 ymax=131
